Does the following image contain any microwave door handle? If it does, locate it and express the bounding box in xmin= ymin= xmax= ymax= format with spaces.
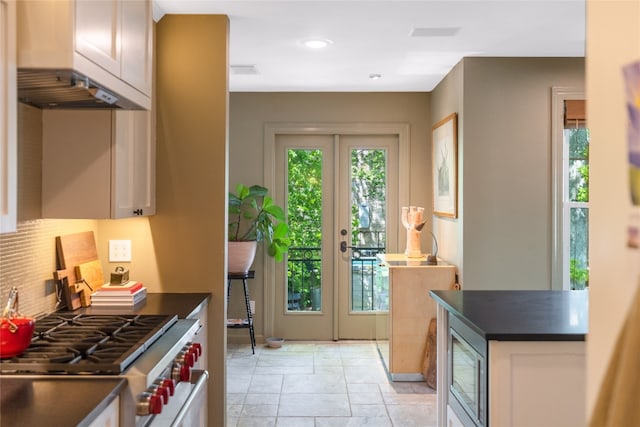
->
xmin=477 ymin=358 xmax=483 ymax=423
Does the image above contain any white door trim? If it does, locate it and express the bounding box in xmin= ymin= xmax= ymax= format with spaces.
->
xmin=263 ymin=122 xmax=410 ymax=339
xmin=551 ymin=87 xmax=585 ymax=290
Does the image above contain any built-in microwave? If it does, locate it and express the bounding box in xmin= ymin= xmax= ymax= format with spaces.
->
xmin=448 ymin=315 xmax=487 ymax=427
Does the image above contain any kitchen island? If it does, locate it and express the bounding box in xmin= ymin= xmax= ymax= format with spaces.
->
xmin=430 ymin=290 xmax=588 ymax=427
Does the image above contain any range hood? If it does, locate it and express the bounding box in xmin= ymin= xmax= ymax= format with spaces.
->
xmin=18 ymin=69 xmax=144 ymax=110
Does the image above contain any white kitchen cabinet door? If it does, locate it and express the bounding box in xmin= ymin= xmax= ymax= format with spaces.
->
xmin=0 ymin=0 xmax=17 ymax=233
xmin=75 ymin=0 xmax=152 ymax=97
xmin=42 ymin=110 xmax=155 ymax=219
xmin=75 ymin=0 xmax=121 ymax=77
xmin=112 ymin=110 xmax=156 ymax=218
xmin=488 ymin=340 xmax=586 ymax=427
xmin=120 ymin=0 xmax=153 ymax=96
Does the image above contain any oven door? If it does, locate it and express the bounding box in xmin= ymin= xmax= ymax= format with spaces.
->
xmin=148 ymin=369 xmax=208 ymax=427
xmin=448 ymin=316 xmax=486 ymax=427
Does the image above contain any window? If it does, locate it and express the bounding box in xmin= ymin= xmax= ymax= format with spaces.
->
xmin=552 ymin=89 xmax=589 ymax=290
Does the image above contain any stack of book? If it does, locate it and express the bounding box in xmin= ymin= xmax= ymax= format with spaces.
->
xmin=90 ymin=281 xmax=147 ymax=306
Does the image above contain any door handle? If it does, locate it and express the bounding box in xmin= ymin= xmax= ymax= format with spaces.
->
xmin=339 ymin=241 xmax=361 ymax=258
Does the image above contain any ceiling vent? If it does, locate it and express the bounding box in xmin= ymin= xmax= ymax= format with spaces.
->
xmin=230 ymin=65 xmax=259 ymax=75
xmin=409 ymin=27 xmax=460 ymax=37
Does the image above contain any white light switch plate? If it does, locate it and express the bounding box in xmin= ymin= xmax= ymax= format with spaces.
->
xmin=109 ymin=240 xmax=132 ymax=262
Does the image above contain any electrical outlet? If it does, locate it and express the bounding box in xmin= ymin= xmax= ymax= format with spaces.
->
xmin=109 ymin=240 xmax=132 ymax=262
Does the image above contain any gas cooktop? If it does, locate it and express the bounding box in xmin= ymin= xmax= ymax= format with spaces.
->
xmin=0 ymin=313 xmax=177 ymax=375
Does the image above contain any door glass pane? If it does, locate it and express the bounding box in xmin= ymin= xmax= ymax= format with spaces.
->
xmin=350 ymin=149 xmax=388 ymax=312
xmin=570 ymin=207 xmax=589 ymax=290
xmin=564 ymin=126 xmax=590 ymax=289
xmin=567 ymin=128 xmax=589 ymax=203
xmin=286 ymin=149 xmax=322 ymax=312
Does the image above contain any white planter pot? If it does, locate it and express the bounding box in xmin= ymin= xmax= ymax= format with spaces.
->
xmin=228 ymin=241 xmax=258 ymax=273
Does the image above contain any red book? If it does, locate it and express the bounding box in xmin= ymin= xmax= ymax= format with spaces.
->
xmin=97 ymin=281 xmax=143 ymax=293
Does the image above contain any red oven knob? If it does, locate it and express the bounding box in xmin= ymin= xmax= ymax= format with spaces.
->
xmin=136 ymin=391 xmax=163 ymax=416
xmin=176 ymin=349 xmax=194 ymax=368
xmin=187 ymin=341 xmax=203 ymax=359
xmin=187 ymin=345 xmax=199 ymax=363
xmin=171 ymin=362 xmax=191 ymax=383
xmin=155 ymin=378 xmax=175 ymax=396
xmin=148 ymin=384 xmax=169 ymax=405
xmin=192 ymin=342 xmax=202 ymax=357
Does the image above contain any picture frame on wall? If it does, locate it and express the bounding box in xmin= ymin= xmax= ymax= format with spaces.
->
xmin=432 ymin=113 xmax=458 ymax=218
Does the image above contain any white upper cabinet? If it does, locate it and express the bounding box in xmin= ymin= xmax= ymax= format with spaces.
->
xmin=112 ymin=110 xmax=156 ymax=218
xmin=75 ymin=0 xmax=121 ymax=77
xmin=120 ymin=0 xmax=152 ymax=96
xmin=0 ymin=0 xmax=17 ymax=234
xmin=17 ymin=0 xmax=152 ymax=109
xmin=42 ymin=110 xmax=156 ymax=219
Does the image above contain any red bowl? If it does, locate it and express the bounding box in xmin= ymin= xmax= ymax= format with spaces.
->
xmin=0 ymin=317 xmax=35 ymax=358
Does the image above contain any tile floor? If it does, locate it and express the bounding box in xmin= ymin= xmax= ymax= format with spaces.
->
xmin=226 ymin=341 xmax=437 ymax=427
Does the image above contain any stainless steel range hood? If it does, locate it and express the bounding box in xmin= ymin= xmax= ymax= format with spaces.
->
xmin=18 ymin=69 xmax=144 ymax=110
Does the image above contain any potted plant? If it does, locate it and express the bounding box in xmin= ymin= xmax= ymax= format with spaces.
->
xmin=228 ymin=183 xmax=291 ymax=273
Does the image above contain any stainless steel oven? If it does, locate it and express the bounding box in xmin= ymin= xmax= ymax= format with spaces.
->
xmin=0 ymin=313 xmax=208 ymax=427
xmin=448 ymin=315 xmax=487 ymax=427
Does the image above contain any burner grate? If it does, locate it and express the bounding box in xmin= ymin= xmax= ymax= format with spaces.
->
xmin=0 ymin=314 xmax=177 ymax=374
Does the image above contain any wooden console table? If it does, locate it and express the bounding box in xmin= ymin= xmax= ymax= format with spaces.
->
xmin=376 ymin=254 xmax=456 ymax=383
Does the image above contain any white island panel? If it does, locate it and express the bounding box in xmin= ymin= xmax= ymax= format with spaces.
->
xmin=489 ymin=340 xmax=586 ymax=427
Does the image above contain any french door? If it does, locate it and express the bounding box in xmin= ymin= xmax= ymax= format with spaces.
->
xmin=266 ymin=124 xmax=407 ymax=340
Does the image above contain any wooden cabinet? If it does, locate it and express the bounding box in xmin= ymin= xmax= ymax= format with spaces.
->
xmin=0 ymin=0 xmax=17 ymax=233
xmin=377 ymin=254 xmax=456 ymax=381
xmin=42 ymin=110 xmax=156 ymax=219
xmin=17 ymin=0 xmax=152 ymax=108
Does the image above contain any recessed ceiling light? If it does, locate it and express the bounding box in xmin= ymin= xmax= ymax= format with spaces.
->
xmin=369 ymin=73 xmax=382 ymax=80
xmin=303 ymin=39 xmax=333 ymax=49
xmin=230 ymin=64 xmax=259 ymax=75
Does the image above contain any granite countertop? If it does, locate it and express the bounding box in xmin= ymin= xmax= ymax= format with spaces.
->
xmin=429 ymin=290 xmax=588 ymax=341
xmin=74 ymin=292 xmax=211 ymax=318
xmin=0 ymin=377 xmax=125 ymax=427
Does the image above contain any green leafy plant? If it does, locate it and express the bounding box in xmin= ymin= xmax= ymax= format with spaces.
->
xmin=569 ymin=258 xmax=589 ymax=289
xmin=228 ymin=184 xmax=291 ymax=262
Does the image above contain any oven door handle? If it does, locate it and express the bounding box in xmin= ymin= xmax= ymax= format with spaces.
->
xmin=170 ymin=369 xmax=209 ymax=427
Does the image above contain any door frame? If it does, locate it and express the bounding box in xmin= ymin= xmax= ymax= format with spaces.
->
xmin=551 ymin=87 xmax=585 ymax=290
xmin=263 ymin=122 xmax=410 ymax=340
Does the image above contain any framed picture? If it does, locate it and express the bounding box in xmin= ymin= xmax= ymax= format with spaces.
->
xmin=432 ymin=113 xmax=458 ymax=218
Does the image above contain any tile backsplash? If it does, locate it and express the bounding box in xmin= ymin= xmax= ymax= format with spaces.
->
xmin=0 ymin=219 xmax=98 ymax=317
xmin=0 ymin=104 xmax=99 ymax=316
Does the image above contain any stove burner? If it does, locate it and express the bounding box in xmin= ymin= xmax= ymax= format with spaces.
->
xmin=0 ymin=313 xmax=177 ymax=374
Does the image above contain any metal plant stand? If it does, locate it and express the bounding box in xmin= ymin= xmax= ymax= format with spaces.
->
xmin=227 ymin=270 xmax=256 ymax=354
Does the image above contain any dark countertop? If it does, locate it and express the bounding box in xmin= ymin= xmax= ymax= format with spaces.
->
xmin=429 ymin=290 xmax=588 ymax=341
xmin=0 ymin=377 xmax=125 ymax=427
xmin=73 ymin=292 xmax=211 ymax=319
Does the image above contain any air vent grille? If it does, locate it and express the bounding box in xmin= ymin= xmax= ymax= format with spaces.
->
xmin=409 ymin=27 xmax=460 ymax=37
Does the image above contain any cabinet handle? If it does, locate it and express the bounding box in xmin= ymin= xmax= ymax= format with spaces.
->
xmin=133 ymin=209 xmax=144 ymax=216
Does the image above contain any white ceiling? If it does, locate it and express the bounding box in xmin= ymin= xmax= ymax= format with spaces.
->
xmin=152 ymin=0 xmax=585 ymax=92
